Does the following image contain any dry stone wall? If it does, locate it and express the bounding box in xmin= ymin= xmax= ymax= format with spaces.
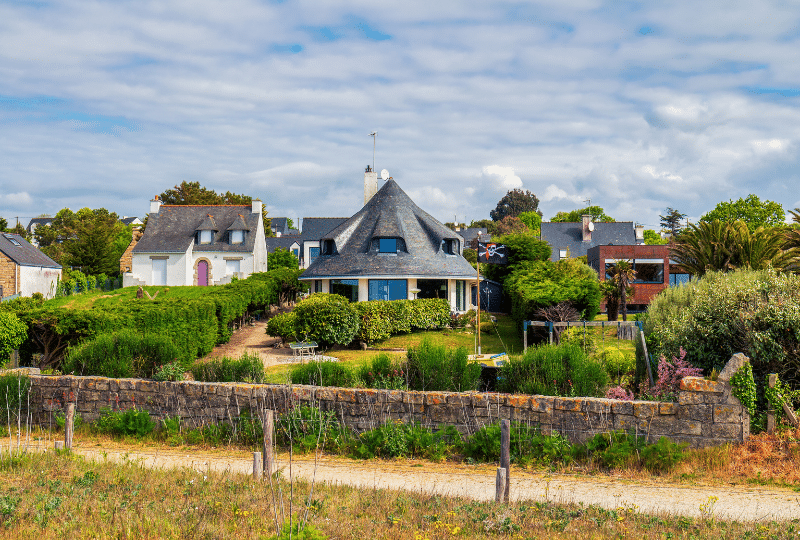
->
xmin=25 ymin=355 xmax=750 ymax=448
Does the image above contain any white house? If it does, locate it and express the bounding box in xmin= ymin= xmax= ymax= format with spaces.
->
xmin=124 ymin=197 xmax=268 ymax=287
xmin=0 ymin=233 xmax=61 ymax=299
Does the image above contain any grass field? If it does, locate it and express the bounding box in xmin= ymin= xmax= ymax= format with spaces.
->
xmin=0 ymin=446 xmax=796 ymax=539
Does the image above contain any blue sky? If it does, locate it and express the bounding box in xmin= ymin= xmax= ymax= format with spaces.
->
xmin=1 ymin=0 xmax=800 ymax=231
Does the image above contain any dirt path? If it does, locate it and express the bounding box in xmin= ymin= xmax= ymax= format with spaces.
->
xmin=54 ymin=442 xmax=800 ymax=522
xmin=202 ymin=320 xmax=298 ymax=369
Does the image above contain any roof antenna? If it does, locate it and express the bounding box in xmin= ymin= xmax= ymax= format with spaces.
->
xmin=369 ymin=131 xmax=377 ymax=171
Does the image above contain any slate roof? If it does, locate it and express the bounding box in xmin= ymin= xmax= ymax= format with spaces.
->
xmin=119 ymin=217 xmax=143 ymax=226
xmin=133 ymin=205 xmax=261 ymax=254
xmin=0 ymin=234 xmax=60 ymax=268
xmin=300 ymin=217 xmax=349 ymax=241
xmin=269 ymin=217 xmax=299 ymax=236
xmin=301 ymin=179 xmax=476 ymax=279
xmin=457 ymin=227 xmax=489 ymax=248
xmin=266 ymin=235 xmax=302 ymax=252
xmin=540 ymin=221 xmax=637 ymax=261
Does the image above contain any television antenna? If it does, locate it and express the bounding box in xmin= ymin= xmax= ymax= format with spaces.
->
xmin=369 ymin=131 xmax=377 ymax=171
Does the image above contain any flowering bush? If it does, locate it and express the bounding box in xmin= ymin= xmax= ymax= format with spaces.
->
xmin=640 ymin=347 xmax=702 ymax=401
xmin=605 ymin=385 xmax=634 ymax=401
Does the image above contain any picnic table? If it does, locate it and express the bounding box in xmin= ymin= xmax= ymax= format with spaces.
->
xmin=289 ymin=341 xmax=318 ymax=363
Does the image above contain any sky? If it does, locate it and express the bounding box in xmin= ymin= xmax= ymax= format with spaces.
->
xmin=2 ymin=0 xmax=800 ymax=232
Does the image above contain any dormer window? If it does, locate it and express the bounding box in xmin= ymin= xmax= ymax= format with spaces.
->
xmin=441 ymin=239 xmax=457 ymax=255
xmin=379 ymin=238 xmax=397 ymax=253
xmin=322 ymin=239 xmax=336 ymax=255
xmin=198 ymin=230 xmax=213 ymax=244
xmin=230 ymin=230 xmax=244 ymax=244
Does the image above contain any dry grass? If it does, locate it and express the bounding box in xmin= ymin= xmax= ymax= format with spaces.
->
xmin=0 ymin=448 xmax=797 ymax=539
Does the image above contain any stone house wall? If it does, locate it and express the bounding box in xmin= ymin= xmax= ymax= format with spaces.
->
xmin=0 ymin=252 xmax=17 ymax=297
xmin=25 ymin=355 xmax=750 ymax=449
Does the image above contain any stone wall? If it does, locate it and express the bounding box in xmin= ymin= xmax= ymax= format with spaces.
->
xmin=25 ymin=355 xmax=751 ymax=448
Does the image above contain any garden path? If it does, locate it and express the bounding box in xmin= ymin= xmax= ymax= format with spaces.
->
xmin=201 ymin=320 xmax=296 ymax=368
xmin=64 ymin=444 xmax=799 ymax=523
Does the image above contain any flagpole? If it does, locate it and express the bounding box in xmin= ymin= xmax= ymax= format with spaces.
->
xmin=477 ymin=238 xmax=481 ymax=356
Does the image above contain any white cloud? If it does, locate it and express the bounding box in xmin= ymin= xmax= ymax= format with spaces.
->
xmin=540 ymin=185 xmax=584 ymax=204
xmin=481 ymin=166 xmax=522 ymax=191
xmin=4 ymin=192 xmax=33 ymax=207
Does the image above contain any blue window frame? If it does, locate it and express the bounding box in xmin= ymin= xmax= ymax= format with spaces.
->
xmin=368 ymin=279 xmax=407 ymax=301
xmin=379 ymin=238 xmax=397 ymax=253
xmin=309 ymin=246 xmax=320 ymax=265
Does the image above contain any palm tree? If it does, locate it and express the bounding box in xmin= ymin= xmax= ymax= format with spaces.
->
xmin=611 ymin=260 xmax=636 ymax=321
xmin=781 ymin=208 xmax=800 ymax=272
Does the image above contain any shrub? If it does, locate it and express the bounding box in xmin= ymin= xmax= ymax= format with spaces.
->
xmin=94 ymin=407 xmax=156 ymax=438
xmin=153 ymin=361 xmax=185 ymax=381
xmin=351 ymin=421 xmax=459 ymax=461
xmin=644 ymin=268 xmax=800 ymax=387
xmin=292 ymin=294 xmax=359 ymax=346
xmin=639 ymin=436 xmax=687 ymax=474
xmin=559 ymin=325 xmax=596 ymax=353
xmin=598 ymin=347 xmax=635 ymax=386
xmin=505 ymin=258 xmax=601 ymax=327
xmin=276 ymin=405 xmax=350 ymax=453
xmin=190 ymin=353 xmax=265 ymax=383
xmin=266 ymin=312 xmax=296 ymax=344
xmin=463 ymin=422 xmax=572 ymax=466
xmin=353 ymin=299 xmax=450 ymax=344
xmin=289 ymin=361 xmax=356 ymax=388
xmin=499 ymin=343 xmax=609 ymax=397
xmin=640 ymin=348 xmax=702 ymax=401
xmin=63 ymin=330 xmax=182 ymax=379
xmin=406 ymin=338 xmax=481 ymax=392
xmin=0 ymin=312 xmax=26 ymax=364
xmin=357 ymin=353 xmax=406 ymax=390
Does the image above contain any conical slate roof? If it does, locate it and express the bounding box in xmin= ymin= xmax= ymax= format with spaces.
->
xmin=301 ymin=179 xmax=476 ymax=279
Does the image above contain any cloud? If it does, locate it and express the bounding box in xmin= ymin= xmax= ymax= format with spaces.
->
xmin=4 ymin=192 xmax=33 ymax=207
xmin=481 ymin=166 xmax=522 ymax=191
xmin=540 ymin=184 xmax=585 ymax=204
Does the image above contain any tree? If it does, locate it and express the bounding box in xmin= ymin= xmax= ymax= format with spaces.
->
xmin=469 ymin=219 xmax=497 ymax=236
xmin=700 ymin=194 xmax=785 ymax=232
xmin=159 ymin=181 xmax=272 ymax=236
xmin=34 ymin=208 xmax=129 ymax=275
xmin=782 ymin=208 xmax=800 ymax=271
xmin=268 ymin=247 xmax=299 ymax=270
xmin=660 ymin=207 xmax=686 ymax=236
xmin=610 ymin=260 xmax=635 ymax=321
xmin=493 ymin=216 xmax=528 ymax=236
xmin=481 ymin=232 xmax=552 ymax=285
xmin=670 ymin=220 xmax=786 ymax=277
xmin=550 ymin=205 xmax=614 ymax=223
xmin=490 ymin=189 xmax=542 ymax=222
xmin=643 ymin=229 xmax=668 ymax=245
xmin=517 ymin=211 xmax=542 ymax=234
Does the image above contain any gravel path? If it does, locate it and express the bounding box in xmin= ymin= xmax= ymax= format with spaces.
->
xmin=65 ymin=445 xmax=800 ymax=523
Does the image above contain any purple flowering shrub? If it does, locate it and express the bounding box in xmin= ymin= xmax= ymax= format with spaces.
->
xmin=640 ymin=347 xmax=703 ymax=401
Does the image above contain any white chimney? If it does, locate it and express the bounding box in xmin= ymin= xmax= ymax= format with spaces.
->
xmin=364 ymin=165 xmax=378 ymax=205
xmin=635 ymin=224 xmax=644 ymax=244
xmin=252 ymin=199 xmax=263 ymax=214
xmin=581 ymin=214 xmax=592 ymax=243
xmin=149 ymin=195 xmax=162 ymax=215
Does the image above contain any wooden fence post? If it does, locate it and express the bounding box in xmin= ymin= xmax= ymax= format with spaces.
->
xmin=767 ymin=374 xmax=777 ymax=434
xmin=253 ymin=452 xmax=262 ymax=479
xmin=523 ymin=321 xmax=528 ymax=353
xmin=65 ymin=403 xmax=75 ymax=450
xmin=640 ymin=331 xmax=654 ymax=387
xmin=262 ymin=410 xmax=274 ymax=475
xmin=495 ymin=467 xmax=506 ymax=503
xmin=500 ymin=419 xmax=510 ymax=502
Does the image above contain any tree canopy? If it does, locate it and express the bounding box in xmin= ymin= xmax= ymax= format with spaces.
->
xmin=481 ymin=232 xmax=551 ymax=285
xmin=493 ymin=216 xmax=529 ymax=236
xmin=34 ymin=208 xmax=130 ymax=275
xmin=490 ymin=189 xmax=542 ymax=222
xmin=159 ymin=181 xmax=272 ymax=235
xmin=517 ymin=211 xmax=542 ymax=233
xmin=643 ymin=229 xmax=668 ymax=245
xmin=268 ymin=247 xmax=299 ymax=270
xmin=659 ymin=207 xmax=686 ymax=236
xmin=699 ymin=194 xmax=785 ymax=231
xmin=549 ymin=205 xmax=614 ymax=223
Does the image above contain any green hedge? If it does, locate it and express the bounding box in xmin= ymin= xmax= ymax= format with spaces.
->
xmin=353 ymin=298 xmax=450 ymax=344
xmin=7 ymin=269 xmax=300 ymax=370
xmin=293 ymin=293 xmax=360 ymax=346
xmin=63 ymin=330 xmax=183 ymax=378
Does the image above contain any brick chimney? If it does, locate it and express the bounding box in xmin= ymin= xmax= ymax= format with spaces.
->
xmin=149 ymin=195 xmax=162 ymax=215
xmin=582 ymin=214 xmax=592 ymax=243
xmin=364 ymin=165 xmax=378 ymax=205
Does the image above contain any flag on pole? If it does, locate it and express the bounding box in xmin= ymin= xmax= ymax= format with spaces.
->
xmin=478 ymin=242 xmax=508 ymax=264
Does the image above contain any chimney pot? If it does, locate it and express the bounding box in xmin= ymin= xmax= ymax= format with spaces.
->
xmin=581 ymin=214 xmax=592 ymax=243
xmin=364 ymin=167 xmax=378 ymax=205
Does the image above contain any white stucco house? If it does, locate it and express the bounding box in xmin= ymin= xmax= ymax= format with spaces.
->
xmin=123 ymin=197 xmax=268 ymax=287
xmin=0 ymin=233 xmax=61 ymax=299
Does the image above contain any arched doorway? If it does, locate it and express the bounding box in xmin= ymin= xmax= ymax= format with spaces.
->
xmin=197 ymin=260 xmax=209 ymax=286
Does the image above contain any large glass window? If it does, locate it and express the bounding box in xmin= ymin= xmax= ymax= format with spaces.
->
xmin=633 ymin=260 xmax=664 ymax=284
xmin=331 ymin=279 xmax=358 ymax=302
xmin=309 ymin=246 xmax=320 ymax=265
xmin=379 ymin=238 xmax=397 ymax=253
xmin=417 ymin=279 xmax=448 ymax=300
xmin=669 ymin=273 xmax=691 ymax=286
xmin=368 ymin=279 xmax=407 ymax=301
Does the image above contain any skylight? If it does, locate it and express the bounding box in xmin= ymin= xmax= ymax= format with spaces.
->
xmin=3 ymin=234 xmax=20 ymax=246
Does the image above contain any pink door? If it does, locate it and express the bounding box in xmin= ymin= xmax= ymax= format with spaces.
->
xmin=198 ymin=260 xmax=209 ymax=286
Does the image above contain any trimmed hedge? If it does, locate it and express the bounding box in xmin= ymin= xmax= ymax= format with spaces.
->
xmin=8 ymin=269 xmax=300 ymax=370
xmin=353 ymin=298 xmax=450 ymax=344
xmin=293 ymin=293 xmax=360 ymax=346
xmin=64 ymin=330 xmax=183 ymax=378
